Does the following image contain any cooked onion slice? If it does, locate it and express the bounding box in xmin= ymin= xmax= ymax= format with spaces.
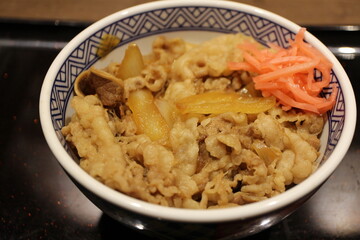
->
xmin=128 ymin=89 xmax=170 ymax=141
xmin=176 ymin=91 xmax=276 ymax=114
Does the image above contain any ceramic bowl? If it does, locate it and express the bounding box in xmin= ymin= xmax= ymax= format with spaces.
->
xmin=39 ymin=0 xmax=356 ymax=239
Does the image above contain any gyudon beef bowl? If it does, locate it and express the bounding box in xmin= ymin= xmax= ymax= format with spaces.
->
xmin=39 ymin=0 xmax=356 ymax=239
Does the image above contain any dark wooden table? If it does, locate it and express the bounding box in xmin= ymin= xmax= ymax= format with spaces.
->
xmin=1 ymin=21 xmax=359 ymax=240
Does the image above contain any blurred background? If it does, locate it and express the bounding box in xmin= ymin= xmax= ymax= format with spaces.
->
xmin=1 ymin=0 xmax=360 ymax=26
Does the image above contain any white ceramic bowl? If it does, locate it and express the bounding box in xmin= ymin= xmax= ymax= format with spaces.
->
xmin=39 ymin=0 xmax=356 ymax=239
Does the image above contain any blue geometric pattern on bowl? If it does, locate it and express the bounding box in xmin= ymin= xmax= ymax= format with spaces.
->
xmin=50 ymin=6 xmax=344 ymax=161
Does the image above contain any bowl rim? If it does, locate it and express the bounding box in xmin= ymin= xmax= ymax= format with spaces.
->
xmin=39 ymin=0 xmax=356 ymax=223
